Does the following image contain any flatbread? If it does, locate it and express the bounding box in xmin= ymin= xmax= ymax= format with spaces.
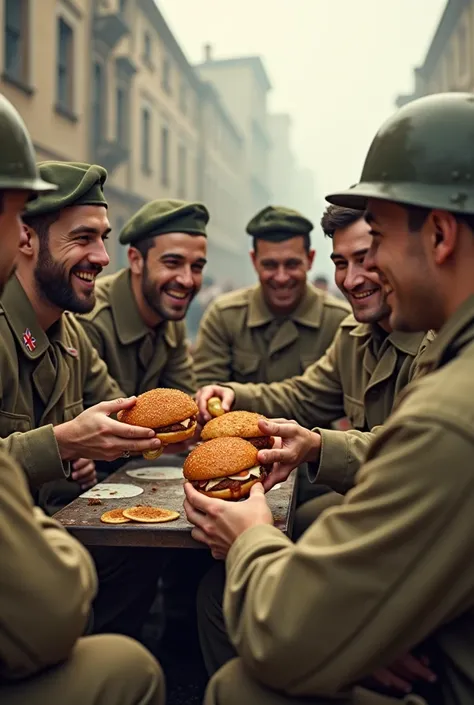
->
xmin=270 ymin=483 xmax=282 ymax=491
xmin=126 ymin=467 xmax=183 ymax=481
xmin=80 ymin=483 xmax=144 ymax=499
xmin=122 ymin=506 xmax=180 ymax=523
xmin=100 ymin=509 xmax=131 ymax=524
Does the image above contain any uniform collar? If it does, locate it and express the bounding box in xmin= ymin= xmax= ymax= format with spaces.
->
xmin=349 ymin=320 xmax=424 ymax=355
xmin=417 ymin=295 xmax=474 ymax=373
xmin=1 ymin=275 xmax=78 ymax=360
xmin=247 ymin=284 xmax=324 ymax=328
xmin=110 ymin=269 xmax=177 ymax=348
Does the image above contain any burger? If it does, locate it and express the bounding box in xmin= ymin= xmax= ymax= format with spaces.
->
xmin=200 ymin=410 xmax=274 ymax=450
xmin=183 ymin=436 xmax=269 ymax=500
xmin=118 ymin=388 xmax=198 ymax=460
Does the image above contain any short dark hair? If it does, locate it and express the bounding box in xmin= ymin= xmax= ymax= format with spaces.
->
xmin=405 ymin=204 xmax=474 ymax=234
xmin=132 ymin=235 xmax=156 ymax=260
xmin=252 ymin=233 xmax=311 ymax=254
xmin=320 ymin=205 xmax=364 ymax=238
xmin=22 ymin=211 xmax=59 ymax=241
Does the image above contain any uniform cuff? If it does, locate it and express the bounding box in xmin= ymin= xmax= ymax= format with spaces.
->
xmin=23 ymin=425 xmax=69 ymax=487
xmin=225 ymin=383 xmax=257 ymax=411
xmin=307 ymin=427 xmax=353 ymax=494
xmin=227 ymin=524 xmax=291 ymax=572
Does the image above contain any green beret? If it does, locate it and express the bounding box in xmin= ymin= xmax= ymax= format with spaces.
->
xmin=246 ymin=205 xmax=313 ymax=243
xmin=24 ymin=161 xmax=107 ymax=217
xmin=119 ymin=199 xmax=209 ymax=246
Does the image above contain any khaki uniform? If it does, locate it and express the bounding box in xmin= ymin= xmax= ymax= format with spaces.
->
xmin=194 ymin=284 xmax=350 ymax=387
xmin=77 ymin=269 xmax=196 ymax=397
xmin=227 ymin=315 xmax=433 ymax=493
xmin=0 ymin=275 xmax=160 ymax=637
xmin=0 ymin=275 xmax=121 ymax=491
xmin=0 ymin=447 xmax=164 ymax=705
xmin=206 ymin=295 xmax=474 ymax=705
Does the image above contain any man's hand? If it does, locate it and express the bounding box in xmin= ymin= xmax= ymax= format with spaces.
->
xmin=54 ymin=397 xmax=162 ymax=462
xmin=71 ymin=458 xmax=97 ymax=490
xmin=196 ymin=385 xmax=235 ymax=424
xmin=257 ymin=418 xmax=322 ymax=491
xmin=369 ymin=653 xmax=436 ymax=694
xmin=183 ymin=482 xmax=273 ymax=559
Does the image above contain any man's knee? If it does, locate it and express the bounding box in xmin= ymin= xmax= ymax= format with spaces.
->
xmin=74 ymin=634 xmax=165 ymax=705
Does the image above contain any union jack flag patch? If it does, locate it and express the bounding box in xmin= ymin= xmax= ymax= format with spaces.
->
xmin=23 ymin=328 xmax=36 ymax=352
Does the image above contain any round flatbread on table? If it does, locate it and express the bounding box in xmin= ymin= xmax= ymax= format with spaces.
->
xmin=126 ymin=467 xmax=184 ymax=481
xmin=100 ymin=509 xmax=131 ymax=524
xmin=80 ymin=483 xmax=144 ymax=499
xmin=122 ymin=506 xmax=180 ymax=523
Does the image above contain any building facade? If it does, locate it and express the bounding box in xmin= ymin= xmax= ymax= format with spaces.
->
xmin=0 ymin=0 xmax=252 ymax=285
xmin=396 ymin=0 xmax=473 ymax=107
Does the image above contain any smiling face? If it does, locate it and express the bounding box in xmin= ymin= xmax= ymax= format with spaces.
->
xmin=31 ymin=205 xmax=110 ymax=313
xmin=251 ymin=236 xmax=315 ymax=315
xmin=331 ymin=216 xmax=390 ymax=324
xmin=130 ymin=232 xmax=207 ymax=323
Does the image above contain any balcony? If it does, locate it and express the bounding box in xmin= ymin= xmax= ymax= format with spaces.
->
xmin=93 ymin=137 xmax=128 ymax=174
xmin=93 ymin=12 xmax=129 ymax=53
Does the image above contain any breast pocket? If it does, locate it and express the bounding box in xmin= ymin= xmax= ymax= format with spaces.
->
xmin=343 ymin=395 xmax=366 ymax=430
xmin=0 ymin=410 xmax=32 ymax=433
xmin=62 ymin=400 xmax=84 ymax=422
xmin=232 ymin=350 xmax=261 ymax=383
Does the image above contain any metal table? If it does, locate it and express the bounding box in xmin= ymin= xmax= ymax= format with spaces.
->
xmin=55 ymin=453 xmax=298 ymax=549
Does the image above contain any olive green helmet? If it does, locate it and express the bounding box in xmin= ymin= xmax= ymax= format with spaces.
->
xmin=0 ymin=93 xmax=56 ymax=194
xmin=327 ymin=92 xmax=474 ymax=215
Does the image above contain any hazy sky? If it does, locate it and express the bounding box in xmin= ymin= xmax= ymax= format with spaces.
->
xmin=158 ymin=0 xmax=446 ymax=279
xmin=159 ymin=0 xmax=446 ymax=197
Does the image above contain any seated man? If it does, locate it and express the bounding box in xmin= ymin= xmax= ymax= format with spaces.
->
xmin=0 ymin=92 xmax=164 ymax=705
xmin=0 ymin=160 xmax=162 ymax=638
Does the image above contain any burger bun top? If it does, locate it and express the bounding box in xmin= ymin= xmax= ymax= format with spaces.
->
xmin=183 ymin=437 xmax=259 ymax=481
xmin=118 ymin=388 xmax=198 ymax=428
xmin=201 ymin=410 xmax=267 ymax=441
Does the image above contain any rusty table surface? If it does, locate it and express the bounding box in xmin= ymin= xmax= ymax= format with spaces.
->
xmin=55 ymin=453 xmax=298 ymax=549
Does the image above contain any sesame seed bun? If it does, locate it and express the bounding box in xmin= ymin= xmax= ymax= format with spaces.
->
xmin=201 ymin=410 xmax=267 ymax=441
xmin=183 ymin=437 xmax=259 ymax=481
xmin=118 ymin=388 xmax=198 ymax=427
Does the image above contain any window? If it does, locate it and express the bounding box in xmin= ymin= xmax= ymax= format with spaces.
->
xmin=116 ymin=86 xmax=127 ymax=145
xmin=177 ymin=144 xmax=186 ymax=198
xmin=162 ymin=55 xmax=171 ymax=94
xmin=56 ymin=18 xmax=74 ymax=111
xmin=144 ymin=31 xmax=152 ymax=64
xmin=179 ymin=81 xmax=187 ymax=115
xmin=119 ymin=0 xmax=127 ymax=16
xmin=92 ymin=62 xmax=104 ymax=145
xmin=4 ymin=0 xmax=29 ymax=83
xmin=161 ymin=126 xmax=169 ymax=186
xmin=142 ymin=108 xmax=151 ymax=173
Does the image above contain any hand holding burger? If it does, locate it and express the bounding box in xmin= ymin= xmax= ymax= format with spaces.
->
xmin=117 ymin=388 xmax=198 ymax=460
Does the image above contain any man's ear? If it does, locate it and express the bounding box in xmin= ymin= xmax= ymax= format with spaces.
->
xmin=430 ymin=211 xmax=458 ymax=265
xmin=128 ymin=247 xmax=144 ymax=275
xmin=19 ymin=224 xmax=35 ymax=256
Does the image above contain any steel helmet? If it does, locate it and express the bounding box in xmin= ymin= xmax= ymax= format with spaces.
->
xmin=0 ymin=93 xmax=56 ymax=194
xmin=327 ymin=92 xmax=474 ymax=214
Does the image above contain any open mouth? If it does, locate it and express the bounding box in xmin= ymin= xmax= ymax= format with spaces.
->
xmin=165 ymin=289 xmax=191 ymax=302
xmin=73 ymin=270 xmax=98 ymax=284
xmin=351 ymin=288 xmax=379 ymax=301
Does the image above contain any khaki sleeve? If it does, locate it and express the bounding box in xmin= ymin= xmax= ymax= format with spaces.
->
xmin=224 ymin=416 xmax=474 ymax=697
xmin=308 ymin=425 xmax=383 ymax=493
xmin=193 ymin=302 xmax=234 ymax=387
xmin=160 ymin=323 xmax=196 ymax=396
xmin=227 ymin=332 xmax=345 ymax=428
xmin=0 ymin=450 xmax=97 ymax=680
xmin=0 ymin=425 xmax=68 ymax=488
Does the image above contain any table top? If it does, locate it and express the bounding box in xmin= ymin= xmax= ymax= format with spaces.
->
xmin=55 ymin=455 xmax=298 ymax=549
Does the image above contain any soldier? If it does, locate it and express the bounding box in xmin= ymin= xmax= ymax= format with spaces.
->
xmin=186 ymin=92 xmax=474 ymax=705
xmin=0 ymin=94 xmax=164 ymax=705
xmin=0 ymin=160 xmax=162 ymax=637
xmin=193 ymin=205 xmax=350 ymax=388
xmin=77 ymin=199 xmax=209 ymax=398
